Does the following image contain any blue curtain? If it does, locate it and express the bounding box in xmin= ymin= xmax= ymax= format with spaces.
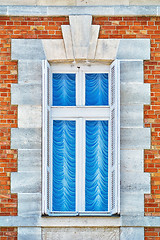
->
xmin=52 ymin=73 xmax=76 ymax=106
xmin=85 ymin=73 xmax=108 ymax=106
xmin=52 ymin=120 xmax=76 ymax=211
xmin=85 ymin=121 xmax=108 ymax=211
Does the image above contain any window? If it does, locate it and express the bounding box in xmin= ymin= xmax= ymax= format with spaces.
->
xmin=42 ymin=61 xmax=120 ymax=216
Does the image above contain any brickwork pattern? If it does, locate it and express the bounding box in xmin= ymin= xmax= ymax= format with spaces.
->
xmin=145 ymin=227 xmax=160 ymax=240
xmin=0 ymin=227 xmax=17 ymax=240
xmin=0 ymin=15 xmax=160 ymax=237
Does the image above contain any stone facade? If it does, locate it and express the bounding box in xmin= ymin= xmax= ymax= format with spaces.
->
xmin=0 ymin=1 xmax=160 ymax=240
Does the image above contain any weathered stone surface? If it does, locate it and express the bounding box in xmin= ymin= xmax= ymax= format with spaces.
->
xmin=120 ymin=61 xmax=143 ymax=83
xmin=77 ymin=0 xmax=129 ymax=5
xmin=117 ymin=39 xmax=150 ymax=60
xmin=0 ymin=6 xmax=7 ymax=14
xmin=61 ymin=25 xmax=74 ymax=60
xmin=9 ymin=5 xmax=47 ymax=16
xmin=120 ymin=83 xmax=150 ymax=105
xmin=69 ymin=15 xmax=92 ymax=59
xmin=18 ymin=149 xmax=41 ymax=172
xmin=42 ymin=39 xmax=66 ymax=60
xmin=0 ymin=0 xmax=37 ymax=5
xmin=88 ymin=25 xmax=100 ymax=59
xmin=40 ymin=216 xmax=120 ymax=227
xmin=120 ymin=105 xmax=143 ymax=128
xmin=130 ymin=0 xmax=160 ymax=4
xmin=37 ymin=0 xmax=76 ymax=5
xmin=1 ymin=0 xmax=160 ymax=5
xmin=47 ymin=6 xmax=115 ymax=16
xmin=121 ymin=192 xmax=144 ymax=216
xmin=11 ymin=84 xmax=41 ymax=105
xmin=11 ymin=172 xmax=41 ymax=193
xmin=0 ymin=6 xmax=158 ymax=16
xmin=114 ymin=5 xmax=157 ymax=16
xmin=121 ymin=128 xmax=150 ymax=149
xmin=120 ymin=150 xmax=144 ymax=172
xmin=120 ymin=227 xmax=144 ymax=240
xmin=95 ymin=39 xmax=120 ymax=60
xmin=11 ymin=128 xmax=41 ymax=149
xmin=18 ymin=60 xmax=42 ymax=84
xmin=121 ymin=171 xmax=150 ymax=193
xmin=11 ymin=39 xmax=45 ymax=60
xmin=42 ymin=227 xmax=119 ymax=240
xmin=95 ymin=39 xmax=150 ymax=60
xmin=19 ymin=227 xmax=41 ymax=240
xmin=18 ymin=193 xmax=41 ymax=216
xmin=18 ymin=105 xmax=41 ymax=128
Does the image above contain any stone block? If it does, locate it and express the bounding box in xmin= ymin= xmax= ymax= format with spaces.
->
xmin=11 ymin=172 xmax=41 ymax=193
xmin=120 ymin=61 xmax=143 ymax=83
xmin=42 ymin=227 xmax=119 ymax=240
xmin=120 ymin=105 xmax=143 ymax=128
xmin=88 ymin=25 xmax=100 ymax=59
xmin=121 ymin=128 xmax=150 ymax=149
xmin=37 ymin=0 xmax=76 ymax=5
xmin=95 ymin=39 xmax=120 ymax=60
xmin=11 ymin=39 xmax=45 ymax=60
xmin=47 ymin=6 xmax=115 ymax=17
xmin=120 ymin=83 xmax=150 ymax=105
xmin=117 ymin=39 xmax=150 ymax=60
xmin=129 ymin=0 xmax=160 ymax=5
xmin=61 ymin=25 xmax=74 ymax=60
xmin=120 ymin=150 xmax=143 ymax=172
xmin=11 ymin=84 xmax=41 ymax=105
xmin=18 ymin=60 xmax=42 ymax=84
xmin=0 ymin=6 xmax=7 ymax=14
xmin=120 ymin=227 xmax=144 ymax=240
xmin=18 ymin=227 xmax=41 ymax=240
xmin=121 ymin=192 xmax=144 ymax=216
xmin=18 ymin=149 xmax=41 ymax=172
xmin=11 ymin=128 xmax=41 ymax=149
xmin=18 ymin=105 xmax=41 ymax=128
xmin=96 ymin=39 xmax=150 ymax=60
xmin=42 ymin=39 xmax=66 ymax=60
xmin=0 ymin=0 xmax=37 ymax=5
xmin=76 ymin=0 xmax=129 ymax=5
xmin=69 ymin=15 xmax=92 ymax=59
xmin=121 ymin=171 xmax=150 ymax=193
xmin=114 ymin=5 xmax=157 ymax=16
xmin=18 ymin=193 xmax=41 ymax=217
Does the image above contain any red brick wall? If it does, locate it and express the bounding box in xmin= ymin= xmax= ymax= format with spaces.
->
xmin=0 ymin=227 xmax=17 ymax=240
xmin=0 ymin=15 xmax=160 ymax=237
xmin=145 ymin=227 xmax=160 ymax=240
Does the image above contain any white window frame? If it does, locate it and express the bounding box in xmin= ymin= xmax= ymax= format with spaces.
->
xmin=42 ymin=61 xmax=120 ymax=216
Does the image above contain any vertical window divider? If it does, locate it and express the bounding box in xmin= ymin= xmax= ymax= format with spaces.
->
xmin=76 ymin=118 xmax=86 ymax=212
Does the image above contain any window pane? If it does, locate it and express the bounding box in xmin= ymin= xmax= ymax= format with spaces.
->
xmin=52 ymin=73 xmax=76 ymax=106
xmin=85 ymin=73 xmax=108 ymax=106
xmin=52 ymin=120 xmax=76 ymax=211
xmin=85 ymin=121 xmax=108 ymax=211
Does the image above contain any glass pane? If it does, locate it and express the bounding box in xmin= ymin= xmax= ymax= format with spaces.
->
xmin=52 ymin=120 xmax=76 ymax=211
xmin=52 ymin=73 xmax=76 ymax=106
xmin=85 ymin=121 xmax=108 ymax=211
xmin=85 ymin=73 xmax=108 ymax=106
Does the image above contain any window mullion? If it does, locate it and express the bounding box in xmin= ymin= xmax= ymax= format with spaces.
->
xmin=76 ymin=118 xmax=86 ymax=212
xmin=76 ymin=68 xmax=85 ymax=106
